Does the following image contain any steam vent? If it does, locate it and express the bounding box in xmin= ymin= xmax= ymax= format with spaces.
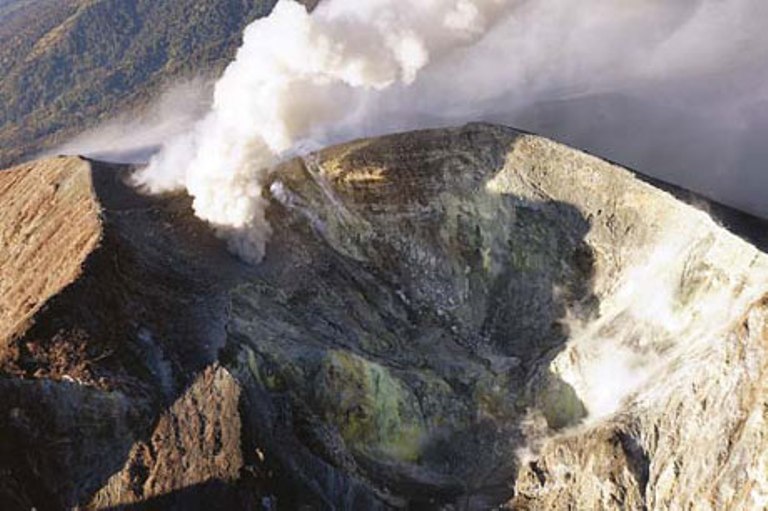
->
xmin=2 ymin=124 xmax=768 ymax=510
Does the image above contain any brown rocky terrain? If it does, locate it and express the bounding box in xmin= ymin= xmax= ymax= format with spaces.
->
xmin=1 ymin=124 xmax=767 ymax=509
xmin=0 ymin=158 xmax=101 ymax=350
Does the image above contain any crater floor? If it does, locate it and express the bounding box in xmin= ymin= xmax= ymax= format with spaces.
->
xmin=1 ymin=124 xmax=767 ymax=510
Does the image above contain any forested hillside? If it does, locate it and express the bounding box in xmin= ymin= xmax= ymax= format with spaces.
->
xmin=0 ymin=0 xmax=287 ymax=167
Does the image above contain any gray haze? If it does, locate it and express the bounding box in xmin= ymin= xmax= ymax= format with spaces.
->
xmin=53 ymin=78 xmax=213 ymax=164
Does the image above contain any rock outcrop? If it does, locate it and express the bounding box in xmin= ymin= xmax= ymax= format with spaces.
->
xmin=0 ymin=158 xmax=101 ymax=350
xmin=0 ymin=124 xmax=767 ymax=510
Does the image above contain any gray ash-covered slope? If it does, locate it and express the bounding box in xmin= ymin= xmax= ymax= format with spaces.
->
xmin=1 ymin=124 xmax=767 ymax=510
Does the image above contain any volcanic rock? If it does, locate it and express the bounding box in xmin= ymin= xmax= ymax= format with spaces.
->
xmin=1 ymin=124 xmax=767 ymax=510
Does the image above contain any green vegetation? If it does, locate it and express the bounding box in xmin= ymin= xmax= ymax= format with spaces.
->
xmin=0 ymin=0 xmax=284 ymax=167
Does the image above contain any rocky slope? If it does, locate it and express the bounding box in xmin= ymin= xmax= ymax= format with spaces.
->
xmin=1 ymin=124 xmax=767 ymax=510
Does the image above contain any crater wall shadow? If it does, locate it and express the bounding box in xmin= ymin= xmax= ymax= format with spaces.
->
xmin=0 ymin=125 xmax=600 ymax=510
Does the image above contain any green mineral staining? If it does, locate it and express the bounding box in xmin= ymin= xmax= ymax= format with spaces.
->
xmin=316 ymin=350 xmax=426 ymax=462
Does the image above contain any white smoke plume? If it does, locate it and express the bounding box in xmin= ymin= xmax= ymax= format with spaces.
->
xmin=552 ymin=219 xmax=768 ymax=421
xmin=133 ymin=0 xmax=513 ymax=261
xmin=133 ymin=0 xmax=768 ymax=263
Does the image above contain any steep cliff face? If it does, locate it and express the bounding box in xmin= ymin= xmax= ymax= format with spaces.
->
xmin=0 ymin=156 xmax=254 ymax=509
xmin=0 ymin=124 xmax=766 ymax=510
xmin=0 ymin=158 xmax=101 ymax=349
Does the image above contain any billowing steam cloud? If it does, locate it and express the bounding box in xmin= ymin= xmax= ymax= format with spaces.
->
xmin=133 ymin=0 xmax=768 ymax=263
xmin=134 ymin=0 xmax=514 ymax=261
